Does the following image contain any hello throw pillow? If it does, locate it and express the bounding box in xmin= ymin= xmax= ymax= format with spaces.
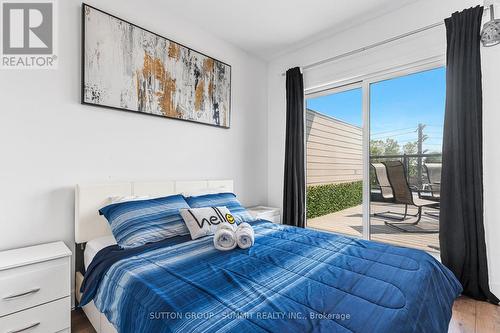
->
xmin=180 ymin=206 xmax=237 ymax=240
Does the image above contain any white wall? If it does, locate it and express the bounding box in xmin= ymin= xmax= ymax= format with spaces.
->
xmin=481 ymin=37 xmax=500 ymax=297
xmin=0 ymin=0 xmax=268 ymax=300
xmin=267 ymin=0 xmax=500 ymax=295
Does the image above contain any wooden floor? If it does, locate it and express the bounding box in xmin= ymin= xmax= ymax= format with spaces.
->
xmin=307 ymin=202 xmax=441 ymax=253
xmin=72 ymin=308 xmax=96 ymax=333
xmin=449 ymin=296 xmax=500 ymax=333
xmin=71 ymin=297 xmax=499 ymax=332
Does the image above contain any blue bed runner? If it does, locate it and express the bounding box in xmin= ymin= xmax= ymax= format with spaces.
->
xmin=80 ymin=220 xmax=461 ymax=333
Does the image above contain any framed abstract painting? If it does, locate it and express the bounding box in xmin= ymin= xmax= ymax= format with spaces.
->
xmin=82 ymin=4 xmax=231 ymax=128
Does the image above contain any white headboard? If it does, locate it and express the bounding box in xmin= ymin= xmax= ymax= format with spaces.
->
xmin=74 ymin=180 xmax=233 ymax=243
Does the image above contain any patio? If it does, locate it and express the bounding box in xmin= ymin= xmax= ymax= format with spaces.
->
xmin=307 ymin=201 xmax=440 ymax=253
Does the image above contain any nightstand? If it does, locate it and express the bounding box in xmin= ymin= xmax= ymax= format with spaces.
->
xmin=0 ymin=241 xmax=72 ymax=333
xmin=247 ymin=206 xmax=281 ymax=224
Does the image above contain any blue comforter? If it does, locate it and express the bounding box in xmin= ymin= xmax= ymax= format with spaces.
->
xmin=80 ymin=220 xmax=461 ymax=333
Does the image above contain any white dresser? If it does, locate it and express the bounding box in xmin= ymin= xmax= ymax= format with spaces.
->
xmin=0 ymin=242 xmax=71 ymax=333
xmin=247 ymin=206 xmax=281 ymax=224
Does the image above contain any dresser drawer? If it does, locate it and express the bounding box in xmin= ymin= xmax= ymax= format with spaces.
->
xmin=0 ymin=296 xmax=70 ymax=333
xmin=0 ymin=258 xmax=69 ymax=317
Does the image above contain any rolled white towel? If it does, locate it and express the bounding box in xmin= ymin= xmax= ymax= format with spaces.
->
xmin=236 ymin=223 xmax=255 ymax=249
xmin=213 ymin=224 xmax=237 ymax=251
xmin=219 ymin=222 xmax=237 ymax=232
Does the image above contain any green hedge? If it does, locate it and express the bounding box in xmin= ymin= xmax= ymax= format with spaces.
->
xmin=307 ymin=181 xmax=362 ymax=219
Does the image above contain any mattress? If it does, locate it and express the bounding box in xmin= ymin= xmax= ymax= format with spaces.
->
xmin=80 ymin=220 xmax=461 ymax=333
xmin=84 ymin=235 xmax=116 ymax=270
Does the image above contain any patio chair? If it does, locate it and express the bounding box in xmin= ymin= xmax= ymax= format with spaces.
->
xmin=382 ymin=160 xmax=439 ymax=233
xmin=371 ymin=163 xmax=393 ymax=200
xmin=421 ymin=163 xmax=441 ymax=201
xmin=419 ymin=162 xmax=442 ymax=218
xmin=371 ymin=162 xmax=418 ymax=221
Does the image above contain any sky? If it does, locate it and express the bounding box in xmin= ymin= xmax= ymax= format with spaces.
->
xmin=306 ymin=67 xmax=446 ymax=152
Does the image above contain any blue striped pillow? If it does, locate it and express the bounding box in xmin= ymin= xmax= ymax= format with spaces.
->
xmin=184 ymin=193 xmax=254 ymax=224
xmin=99 ymin=194 xmax=190 ymax=248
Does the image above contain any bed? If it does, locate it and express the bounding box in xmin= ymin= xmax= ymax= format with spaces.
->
xmin=74 ymin=180 xmax=461 ymax=333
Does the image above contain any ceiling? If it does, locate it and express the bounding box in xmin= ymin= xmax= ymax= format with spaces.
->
xmin=164 ymin=0 xmax=420 ymax=60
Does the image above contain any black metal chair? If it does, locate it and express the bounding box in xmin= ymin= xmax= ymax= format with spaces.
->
xmin=372 ymin=162 xmax=418 ymax=221
xmin=382 ymin=160 xmax=439 ymax=233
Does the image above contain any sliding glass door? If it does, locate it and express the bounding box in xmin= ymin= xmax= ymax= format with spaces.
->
xmin=305 ymin=84 xmax=365 ymax=238
xmin=305 ymin=63 xmax=445 ymax=254
xmin=369 ymin=67 xmax=445 ymax=253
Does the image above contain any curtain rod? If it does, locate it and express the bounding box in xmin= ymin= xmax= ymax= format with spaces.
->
xmin=281 ymin=21 xmax=444 ymax=76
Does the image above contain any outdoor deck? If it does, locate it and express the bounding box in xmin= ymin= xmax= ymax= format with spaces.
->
xmin=307 ymin=202 xmax=440 ymax=253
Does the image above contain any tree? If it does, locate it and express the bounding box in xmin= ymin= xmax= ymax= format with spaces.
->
xmin=403 ymin=141 xmax=418 ymax=155
xmin=370 ymin=138 xmax=400 ymax=156
xmin=370 ymin=140 xmax=385 ymax=156
xmin=403 ymin=141 xmax=418 ymax=180
xmin=383 ymin=138 xmax=400 ymax=155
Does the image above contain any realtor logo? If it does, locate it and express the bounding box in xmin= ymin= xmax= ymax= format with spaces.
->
xmin=1 ymin=0 xmax=57 ymax=69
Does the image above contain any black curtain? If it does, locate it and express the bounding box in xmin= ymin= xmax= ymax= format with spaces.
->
xmin=283 ymin=67 xmax=305 ymax=228
xmin=440 ymin=6 xmax=499 ymax=304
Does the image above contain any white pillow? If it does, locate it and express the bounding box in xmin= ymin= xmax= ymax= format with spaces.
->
xmin=180 ymin=187 xmax=229 ymax=197
xmin=180 ymin=206 xmax=237 ymax=240
xmin=108 ymin=195 xmax=150 ymax=204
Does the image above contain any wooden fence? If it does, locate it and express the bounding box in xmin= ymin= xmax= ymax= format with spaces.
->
xmin=306 ymin=109 xmax=363 ymax=186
